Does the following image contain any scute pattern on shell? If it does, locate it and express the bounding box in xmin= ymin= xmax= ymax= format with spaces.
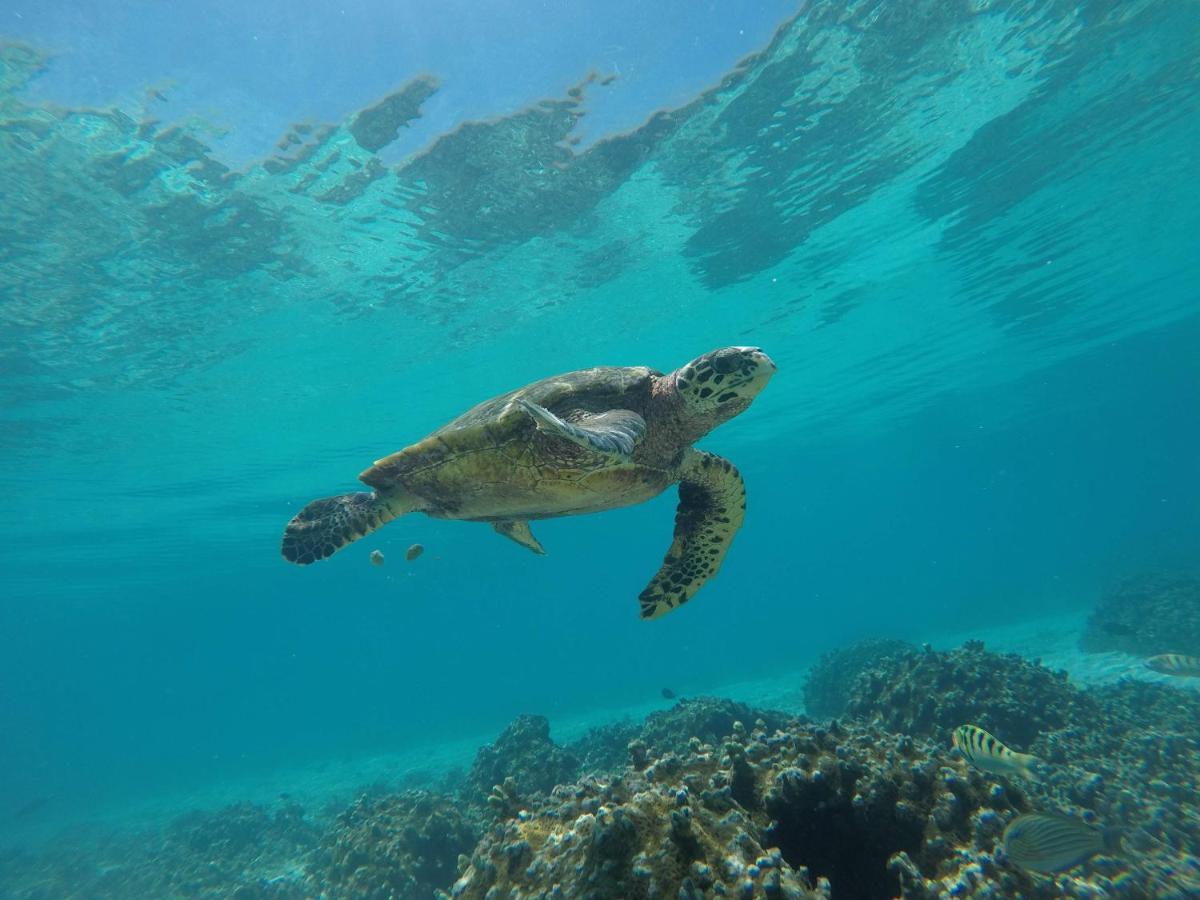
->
xmin=435 ymin=366 xmax=659 ymax=437
xmin=356 ymin=365 xmax=675 ymax=522
xmin=362 ymin=366 xmax=661 ymax=491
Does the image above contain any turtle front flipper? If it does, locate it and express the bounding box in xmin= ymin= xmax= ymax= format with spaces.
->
xmin=639 ymin=449 xmax=746 ymax=620
xmin=514 ymin=398 xmax=645 ymax=459
xmin=493 ymin=520 xmax=546 ymax=555
xmin=282 ymin=491 xmax=404 ymax=565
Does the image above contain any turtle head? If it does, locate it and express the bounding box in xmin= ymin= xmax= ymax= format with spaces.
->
xmin=672 ymin=346 xmax=776 ymax=424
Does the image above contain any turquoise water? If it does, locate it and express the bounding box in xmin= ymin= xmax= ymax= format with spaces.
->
xmin=1 ymin=0 xmax=1198 ymax=852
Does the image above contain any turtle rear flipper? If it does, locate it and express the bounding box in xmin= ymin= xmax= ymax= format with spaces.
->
xmin=639 ymin=449 xmax=746 ymax=620
xmin=515 ymin=398 xmax=645 ymax=459
xmin=493 ymin=520 xmax=546 ymax=555
xmin=282 ymin=491 xmax=405 ymax=565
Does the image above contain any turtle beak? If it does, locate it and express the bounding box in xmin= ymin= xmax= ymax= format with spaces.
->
xmin=738 ymin=347 xmax=776 ymax=393
xmin=745 ymin=347 xmax=776 ymax=374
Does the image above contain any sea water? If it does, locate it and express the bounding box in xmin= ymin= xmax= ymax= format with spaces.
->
xmin=0 ymin=0 xmax=1197 ymax=880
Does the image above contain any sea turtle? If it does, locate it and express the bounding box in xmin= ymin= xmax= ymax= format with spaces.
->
xmin=281 ymin=346 xmax=776 ymax=619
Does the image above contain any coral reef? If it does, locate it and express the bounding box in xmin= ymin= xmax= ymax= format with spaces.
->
xmin=0 ymin=800 xmax=317 ymax=899
xmin=566 ymin=718 xmax=642 ymax=774
xmin=168 ymin=801 xmax=318 ymax=894
xmin=449 ymin=776 xmax=825 ymax=899
xmin=562 ymin=697 xmax=795 ymax=784
xmin=803 ymin=638 xmax=917 ymax=719
xmin=637 ymin=696 xmax=793 ymax=757
xmin=462 ymin=714 xmax=580 ymax=807
xmin=486 ymin=776 xmax=525 ymax=819
xmin=1080 ymin=572 xmax=1200 ymax=657
xmin=306 ymin=790 xmax=478 ymax=899
xmin=845 ymin=642 xmax=1200 ymax=897
xmin=1028 ymin=680 xmax=1200 ymax=898
xmin=844 ymin=641 xmax=1098 ymax=747
xmin=3 ymin=662 xmax=1196 ymax=899
xmin=449 ymin=712 xmax=1115 ymax=899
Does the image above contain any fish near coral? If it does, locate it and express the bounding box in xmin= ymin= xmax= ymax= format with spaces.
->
xmin=369 ymin=549 xmax=385 ymax=566
xmin=1145 ymin=653 xmax=1200 ymax=677
xmin=1003 ymin=812 xmax=1119 ymax=874
xmin=405 ymin=543 xmax=424 ymax=561
xmin=952 ymin=724 xmax=1039 ymax=780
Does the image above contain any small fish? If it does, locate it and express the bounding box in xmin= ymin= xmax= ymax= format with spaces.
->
xmin=369 ymin=550 xmax=385 ymax=566
xmin=1145 ymin=653 xmax=1200 ymax=677
xmin=405 ymin=543 xmax=424 ymax=561
xmin=1100 ymin=621 xmax=1135 ymax=637
xmin=13 ymin=796 xmax=50 ymax=818
xmin=952 ymin=724 xmax=1038 ymax=780
xmin=1003 ymin=812 xmax=1119 ymax=874
xmin=661 ymin=687 xmax=676 ymax=699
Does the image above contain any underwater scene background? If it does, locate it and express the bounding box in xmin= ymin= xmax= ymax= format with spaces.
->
xmin=1 ymin=0 xmax=1198 ymax=896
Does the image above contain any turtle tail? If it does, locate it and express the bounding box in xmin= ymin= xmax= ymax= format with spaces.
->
xmin=281 ymin=491 xmax=402 ymax=565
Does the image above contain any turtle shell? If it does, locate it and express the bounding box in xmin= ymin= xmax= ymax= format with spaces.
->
xmin=358 ymin=365 xmax=662 ymax=519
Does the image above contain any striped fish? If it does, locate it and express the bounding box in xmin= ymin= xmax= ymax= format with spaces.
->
xmin=1145 ymin=653 xmax=1200 ymax=677
xmin=952 ymin=724 xmax=1038 ymax=780
xmin=1003 ymin=812 xmax=1118 ymax=874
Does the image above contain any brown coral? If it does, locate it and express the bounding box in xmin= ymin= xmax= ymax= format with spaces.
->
xmin=462 ymin=714 xmax=580 ymax=807
xmin=449 ymin=710 xmax=1051 ymax=899
xmin=844 ymin=642 xmax=1097 ymax=746
xmin=309 ymin=790 xmax=478 ymax=899
xmin=1080 ymin=573 xmax=1200 ymax=657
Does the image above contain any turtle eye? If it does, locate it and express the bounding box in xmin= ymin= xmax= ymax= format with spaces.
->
xmin=711 ymin=353 xmax=740 ymax=375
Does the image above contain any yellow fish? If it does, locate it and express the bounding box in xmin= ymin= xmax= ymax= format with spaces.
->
xmin=953 ymin=724 xmax=1038 ymax=780
xmin=1145 ymin=654 xmax=1200 ymax=677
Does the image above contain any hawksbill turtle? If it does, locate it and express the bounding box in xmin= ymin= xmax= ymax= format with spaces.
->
xmin=281 ymin=346 xmax=776 ymax=619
